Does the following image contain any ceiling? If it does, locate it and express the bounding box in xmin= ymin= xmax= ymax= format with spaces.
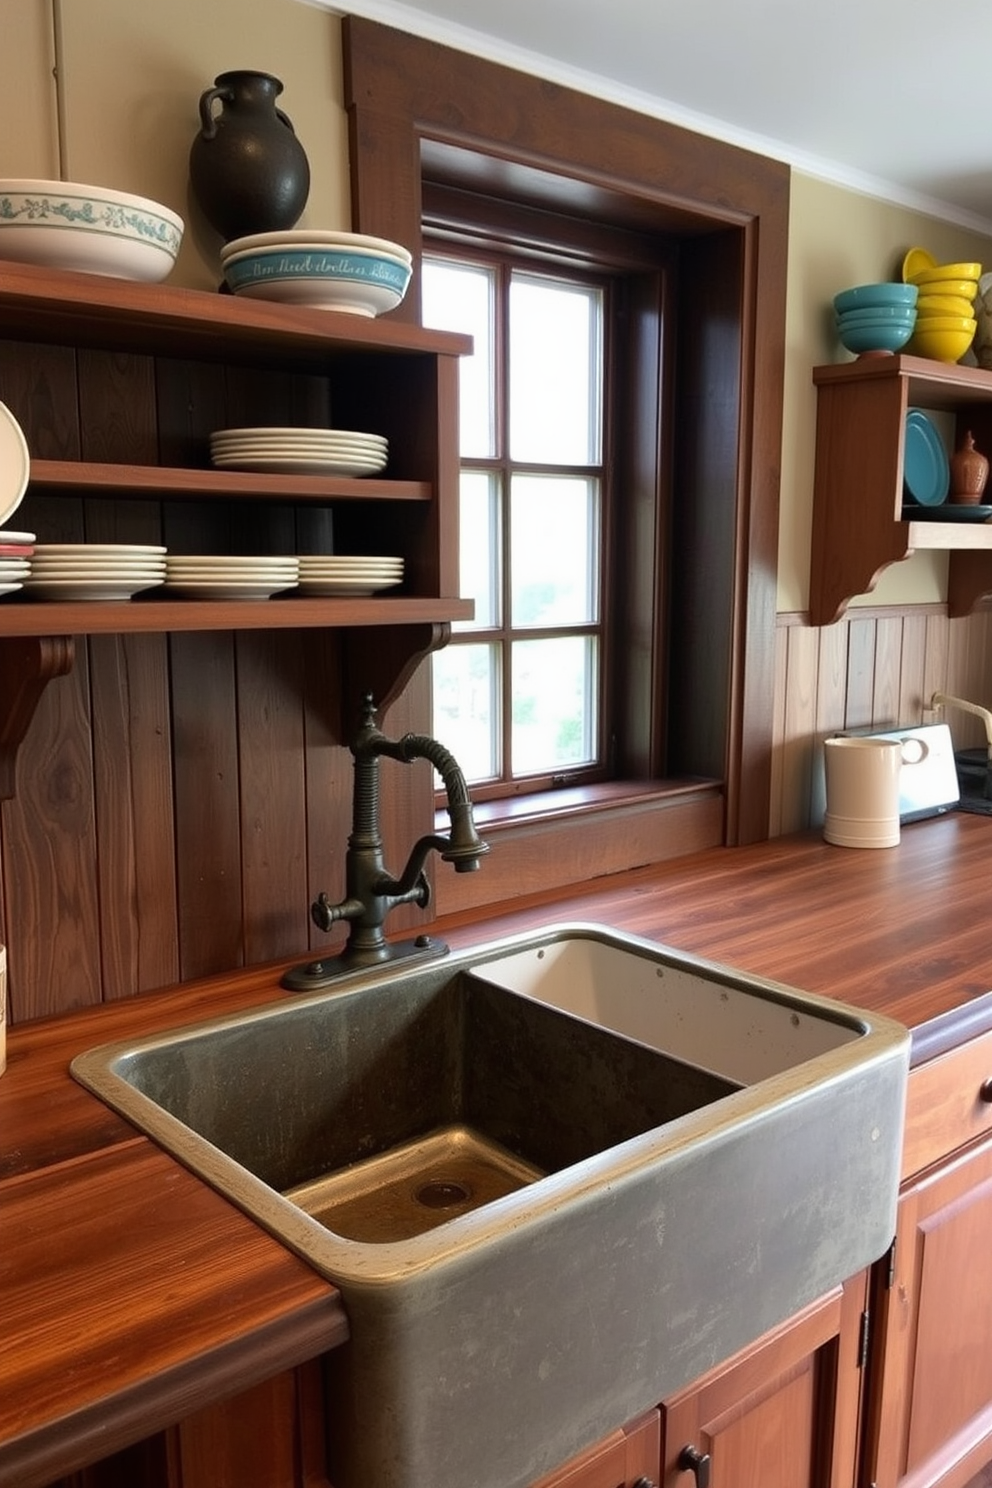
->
xmin=318 ymin=0 xmax=992 ymax=235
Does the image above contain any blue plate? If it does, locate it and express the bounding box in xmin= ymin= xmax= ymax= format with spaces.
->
xmin=903 ymin=410 xmax=949 ymax=506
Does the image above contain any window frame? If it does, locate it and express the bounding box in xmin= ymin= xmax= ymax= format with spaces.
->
xmin=342 ymin=16 xmax=789 ymax=856
xmin=424 ymin=241 xmax=619 ymax=800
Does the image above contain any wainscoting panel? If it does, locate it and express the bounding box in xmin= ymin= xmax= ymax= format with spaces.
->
xmin=772 ymin=605 xmax=992 ymax=837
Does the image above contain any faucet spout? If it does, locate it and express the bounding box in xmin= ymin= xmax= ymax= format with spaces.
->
xmin=281 ymin=694 xmax=489 ymax=991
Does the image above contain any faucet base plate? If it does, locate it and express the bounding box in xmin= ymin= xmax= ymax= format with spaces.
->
xmin=281 ymin=934 xmax=449 ymax=992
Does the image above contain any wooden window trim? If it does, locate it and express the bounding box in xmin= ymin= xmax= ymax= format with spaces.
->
xmin=342 ymin=16 xmax=789 ymax=847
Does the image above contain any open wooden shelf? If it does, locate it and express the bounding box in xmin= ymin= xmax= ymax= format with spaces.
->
xmin=29 ymin=459 xmax=432 ymax=503
xmin=810 ymin=355 xmax=992 ymax=625
xmin=0 ymin=594 xmax=473 ymax=637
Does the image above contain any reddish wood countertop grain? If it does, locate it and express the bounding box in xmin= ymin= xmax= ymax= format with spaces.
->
xmin=3 ymin=811 xmax=992 ymax=1487
xmin=435 ymin=813 xmax=992 ymax=1044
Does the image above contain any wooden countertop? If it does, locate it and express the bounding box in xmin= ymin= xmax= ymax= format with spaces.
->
xmin=4 ymin=810 xmax=992 ymax=1486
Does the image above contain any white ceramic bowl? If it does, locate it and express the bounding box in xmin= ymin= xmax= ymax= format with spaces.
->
xmin=222 ymin=245 xmax=412 ymax=316
xmin=220 ymin=228 xmax=412 ymax=266
xmin=0 ymin=179 xmax=183 ymax=281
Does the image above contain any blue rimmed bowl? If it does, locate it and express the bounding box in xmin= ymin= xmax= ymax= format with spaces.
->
xmin=222 ymin=242 xmax=412 ymax=316
xmin=0 ymin=178 xmax=183 ymax=281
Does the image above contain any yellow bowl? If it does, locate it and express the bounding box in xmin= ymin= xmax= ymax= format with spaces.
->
xmin=902 ymin=246 xmax=937 ymax=281
xmin=909 ymin=261 xmax=982 ymax=286
xmin=909 ymin=322 xmax=977 ymax=361
xmin=916 ymin=294 xmax=976 ymax=317
xmin=911 ymin=314 xmax=976 ymax=331
xmin=906 ymin=278 xmax=977 ymax=302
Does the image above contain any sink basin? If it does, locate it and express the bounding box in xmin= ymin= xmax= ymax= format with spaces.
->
xmin=72 ymin=922 xmax=909 ymax=1488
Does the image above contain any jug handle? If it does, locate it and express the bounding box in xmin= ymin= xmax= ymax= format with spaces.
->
xmin=198 ymin=82 xmax=231 ymax=139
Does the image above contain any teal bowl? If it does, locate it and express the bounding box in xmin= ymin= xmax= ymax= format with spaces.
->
xmin=836 ymin=305 xmax=917 ymax=326
xmin=833 ymin=282 xmax=919 ymax=315
xmin=836 ymin=319 xmax=915 ymax=356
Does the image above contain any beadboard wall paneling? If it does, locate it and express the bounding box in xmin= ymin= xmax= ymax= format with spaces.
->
xmin=771 ymin=604 xmax=992 ymax=838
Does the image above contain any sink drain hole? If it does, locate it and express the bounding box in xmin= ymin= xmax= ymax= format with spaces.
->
xmin=415 ymin=1178 xmax=472 ymax=1209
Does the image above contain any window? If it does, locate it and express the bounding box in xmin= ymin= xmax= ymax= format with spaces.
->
xmin=423 ymin=252 xmax=609 ymax=796
xmin=343 ymin=16 xmax=790 ymax=848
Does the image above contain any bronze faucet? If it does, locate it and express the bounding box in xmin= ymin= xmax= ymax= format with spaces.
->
xmin=282 ymin=694 xmax=488 ymax=990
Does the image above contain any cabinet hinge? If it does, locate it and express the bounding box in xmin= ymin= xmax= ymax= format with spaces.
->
xmin=859 ymin=1308 xmax=871 ymax=1369
xmin=885 ymin=1235 xmax=897 ymax=1289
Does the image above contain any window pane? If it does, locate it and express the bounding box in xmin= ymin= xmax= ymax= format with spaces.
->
xmin=509 ymin=275 xmax=602 ymax=465
xmin=456 ymin=470 xmax=501 ymax=632
xmin=432 ymin=642 xmax=500 ymax=782
xmin=511 ymin=637 xmax=598 ymax=775
xmin=510 ymin=475 xmax=599 ymax=626
xmin=421 ymin=259 xmax=495 ymax=458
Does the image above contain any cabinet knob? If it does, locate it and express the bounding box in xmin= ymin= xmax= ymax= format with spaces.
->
xmin=632 ymin=1479 xmax=658 ymax=1488
xmin=677 ymin=1445 xmax=712 ymax=1488
xmin=980 ymin=1078 xmax=992 ymax=1104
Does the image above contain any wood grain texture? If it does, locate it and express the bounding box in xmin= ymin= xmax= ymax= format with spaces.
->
xmin=0 ymin=1143 xmax=346 ymax=1488
xmin=5 ymin=820 xmax=992 ymax=1486
xmin=770 ymin=604 xmax=992 ymax=838
xmin=89 ymin=633 xmax=178 ymax=997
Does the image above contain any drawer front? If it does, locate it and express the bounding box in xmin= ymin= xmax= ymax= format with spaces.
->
xmin=903 ymin=1026 xmax=992 ymax=1179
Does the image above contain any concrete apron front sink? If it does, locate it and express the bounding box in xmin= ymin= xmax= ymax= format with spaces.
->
xmin=71 ymin=923 xmax=910 ymax=1488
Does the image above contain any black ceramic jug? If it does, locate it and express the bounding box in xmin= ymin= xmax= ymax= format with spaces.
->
xmin=189 ymin=70 xmax=310 ymax=242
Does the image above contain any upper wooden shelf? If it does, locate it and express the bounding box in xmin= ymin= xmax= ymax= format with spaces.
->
xmin=29 ymin=459 xmax=432 ymax=503
xmin=0 ymin=257 xmax=472 ymax=367
xmin=810 ymin=355 xmax=992 ymax=625
xmin=0 ymin=594 xmax=473 ymax=638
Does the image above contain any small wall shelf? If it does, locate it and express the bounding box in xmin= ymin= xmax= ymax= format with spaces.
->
xmin=810 ymin=355 xmax=992 ymax=625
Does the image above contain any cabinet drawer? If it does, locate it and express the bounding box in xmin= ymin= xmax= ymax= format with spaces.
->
xmin=903 ymin=1027 xmax=992 ymax=1179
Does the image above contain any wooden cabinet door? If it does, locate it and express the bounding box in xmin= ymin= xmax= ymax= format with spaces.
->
xmin=531 ymin=1409 xmax=661 ymax=1488
xmin=865 ymin=1134 xmax=992 ymax=1488
xmin=52 ymin=1362 xmax=331 ymax=1488
xmin=660 ymin=1273 xmax=868 ymax=1488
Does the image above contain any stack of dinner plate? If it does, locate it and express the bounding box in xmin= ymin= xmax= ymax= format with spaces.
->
xmin=23 ymin=543 xmax=166 ymax=601
xmin=295 ymin=554 xmax=403 ymax=596
xmin=209 ymin=426 xmax=388 ymax=478
xmin=163 ymin=553 xmax=300 ymax=601
xmin=0 ymin=529 xmax=35 ymax=597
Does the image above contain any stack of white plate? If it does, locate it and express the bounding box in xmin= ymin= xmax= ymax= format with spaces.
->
xmin=296 ymin=554 xmax=403 ymax=596
xmin=164 ymin=554 xmax=300 ymax=601
xmin=209 ymin=426 xmax=388 ymax=478
xmin=0 ymin=529 xmax=35 ymax=596
xmin=24 ymin=544 xmax=166 ymax=601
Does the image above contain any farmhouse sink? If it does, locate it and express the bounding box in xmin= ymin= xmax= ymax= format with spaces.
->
xmin=72 ymin=922 xmax=910 ymax=1488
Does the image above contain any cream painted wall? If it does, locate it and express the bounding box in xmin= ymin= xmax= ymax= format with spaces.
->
xmin=782 ymin=174 xmax=992 ymax=613
xmin=2 ymin=2 xmax=992 ymax=614
xmin=1 ymin=0 xmax=350 ymax=292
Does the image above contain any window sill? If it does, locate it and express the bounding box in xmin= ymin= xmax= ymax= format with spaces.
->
xmin=432 ymin=777 xmax=725 ymax=919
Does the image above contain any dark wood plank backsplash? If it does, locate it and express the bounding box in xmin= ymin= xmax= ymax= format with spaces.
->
xmin=3 ymin=338 xmax=992 ymax=1022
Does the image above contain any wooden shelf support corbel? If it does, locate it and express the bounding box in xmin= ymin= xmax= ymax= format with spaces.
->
xmin=0 ymin=636 xmax=75 ymax=799
xmin=342 ymin=622 xmax=452 ymax=719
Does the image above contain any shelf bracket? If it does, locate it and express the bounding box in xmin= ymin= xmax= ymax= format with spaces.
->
xmin=947 ymin=550 xmax=992 ymax=619
xmin=0 ymin=636 xmax=76 ymax=799
xmin=342 ymin=622 xmax=452 ymax=717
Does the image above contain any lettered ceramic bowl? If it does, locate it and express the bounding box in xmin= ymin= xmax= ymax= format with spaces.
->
xmin=0 ymin=178 xmax=183 ymax=281
xmin=222 ymin=242 xmax=412 ymax=316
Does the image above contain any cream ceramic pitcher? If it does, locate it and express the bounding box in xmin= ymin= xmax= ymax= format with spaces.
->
xmin=823 ymin=736 xmax=913 ymax=848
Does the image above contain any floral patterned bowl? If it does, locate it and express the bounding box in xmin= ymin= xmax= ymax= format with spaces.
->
xmin=0 ymin=179 xmax=183 ymax=281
